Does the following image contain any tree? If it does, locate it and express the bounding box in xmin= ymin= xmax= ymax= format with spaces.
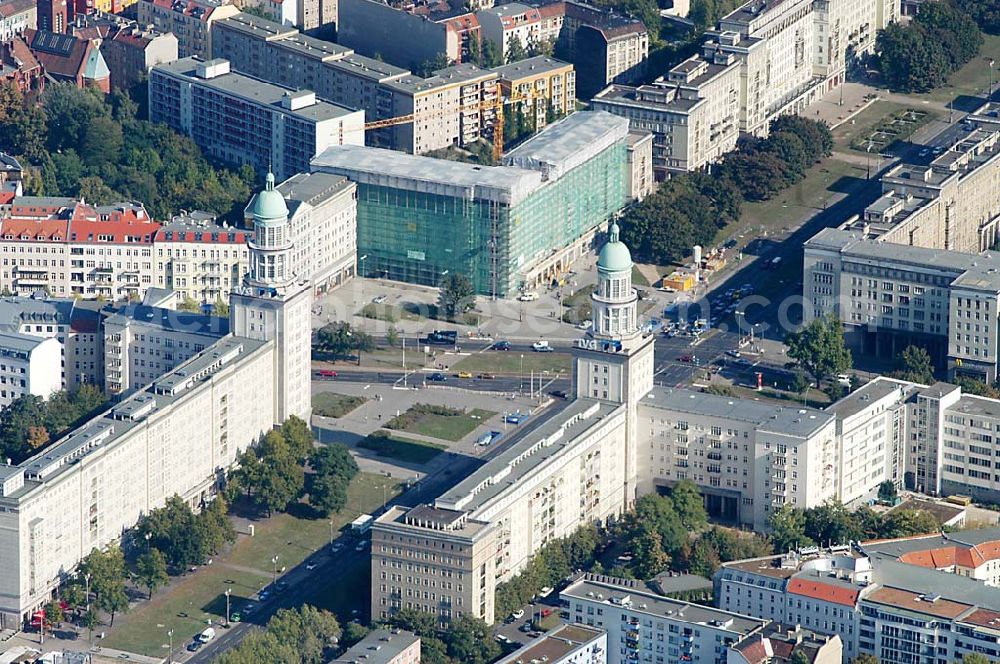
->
xmin=953 ymin=376 xmax=1000 ymax=399
xmin=878 ymin=509 xmax=939 ymax=539
xmin=769 ymin=506 xmax=814 ymax=553
xmin=960 ymin=655 xmax=992 ymax=664
xmin=79 ymin=545 xmax=129 ymax=626
xmin=212 ymin=297 xmax=230 ymax=318
xmin=308 ymin=470 xmax=350 ymax=516
xmin=851 ymin=655 xmax=880 ymax=664
xmin=414 ymin=53 xmax=450 ymax=77
xmin=281 ymin=416 xmax=315 ymax=462
xmin=877 ymin=480 xmax=898 ymax=504
xmin=954 ymin=0 xmax=1000 ymax=33
xmin=135 ymin=548 xmax=169 ymax=598
xmin=44 ymin=600 xmax=64 ymax=627
xmin=26 ymin=425 xmax=49 ymax=450
xmin=892 ymin=345 xmax=934 ymax=383
xmin=137 ymin=495 xmax=203 ymax=569
xmin=631 ymin=526 xmax=671 ymax=579
xmin=688 ymin=539 xmax=722 ymax=577
xmin=670 ymin=480 xmax=708 ymax=531
xmin=385 ymin=608 xmax=438 ymax=637
xmin=315 ymin=322 xmax=375 ymax=359
xmin=789 ymin=651 xmax=811 ymax=664
xmin=341 ymin=621 xmax=371 ymax=647
xmin=266 ymin=605 xmax=341 ymax=664
xmin=438 ymin=273 xmax=475 ymax=320
xmin=505 ymin=36 xmax=528 ymax=64
xmin=785 ymin=315 xmax=853 ymax=384
xmin=255 ymin=430 xmax=305 ymax=516
xmin=443 ymin=615 xmax=501 ymax=664
xmin=480 ymin=39 xmax=503 ymax=68
xmin=385 ymin=325 xmax=400 ymax=347
xmin=178 ymin=296 xmax=202 ymax=313
xmin=803 ymin=501 xmax=864 ymax=545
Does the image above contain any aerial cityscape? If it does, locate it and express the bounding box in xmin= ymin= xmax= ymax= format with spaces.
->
xmin=0 ymin=0 xmax=1000 ymax=662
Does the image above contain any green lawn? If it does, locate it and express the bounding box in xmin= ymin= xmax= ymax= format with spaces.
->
xmin=846 ymin=107 xmax=936 ymax=153
xmin=358 ymin=303 xmax=401 ymax=323
xmin=735 ymin=156 xmax=867 ymax=234
xmin=631 ymin=265 xmax=650 ymax=287
xmin=312 ymin=392 xmax=367 ymax=418
xmin=832 ymin=100 xmax=909 ymax=150
xmin=102 ymin=473 xmax=398 ymax=657
xmin=453 ymin=352 xmax=573 ymax=375
xmin=358 ymin=430 xmax=446 ymax=464
xmin=387 ymin=405 xmax=496 ymax=441
xmin=911 ymin=34 xmax=1000 ymax=104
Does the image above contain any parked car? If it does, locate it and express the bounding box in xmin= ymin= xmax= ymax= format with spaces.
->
xmin=306 ymin=561 xmax=318 ymax=571
xmin=518 ymin=292 xmax=539 ymax=302
xmin=511 ymin=609 xmax=525 ymax=620
xmin=187 ymin=642 xmax=203 ymax=653
xmin=356 ymin=541 xmax=368 ymax=552
xmin=576 ymin=320 xmax=593 ymax=330
xmin=331 ymin=542 xmax=344 ymax=553
xmin=677 ymin=354 xmax=693 ymax=363
xmin=372 ymin=295 xmax=388 ymax=304
xmin=229 ymin=612 xmax=242 ymax=623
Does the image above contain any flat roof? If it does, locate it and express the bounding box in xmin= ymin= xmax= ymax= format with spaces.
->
xmin=827 ymin=377 xmax=917 ymax=420
xmin=434 ymin=399 xmax=621 ymax=515
xmin=104 ymin=305 xmax=230 ymax=337
xmin=495 ymin=624 xmax=604 ymax=664
xmin=563 ymin=574 xmax=766 ymax=634
xmin=0 ymin=331 xmax=49 ymax=353
xmin=640 ymin=387 xmax=834 ymax=438
xmin=491 ymin=55 xmax=573 ymax=79
xmin=325 ymin=53 xmax=409 ymax=82
xmin=330 ymin=628 xmax=419 ymax=664
xmin=381 ymin=62 xmax=496 ymax=94
xmin=274 ymin=32 xmax=353 ymax=61
xmin=213 ymin=12 xmax=297 ymax=40
xmin=503 ymin=111 xmax=629 ymax=182
xmin=274 ymin=171 xmax=353 ymax=208
xmin=153 ymin=58 xmax=359 ymax=124
xmin=863 ymin=586 xmax=973 ymax=619
xmin=311 ymin=144 xmax=543 ymax=206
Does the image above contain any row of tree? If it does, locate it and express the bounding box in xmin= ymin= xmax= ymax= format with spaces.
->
xmin=954 ymin=0 xmax=1000 ymax=34
xmin=0 ymin=81 xmax=255 ymax=221
xmin=618 ymin=116 xmax=833 ymax=266
xmin=0 ymin=385 xmax=108 ymax=463
xmin=876 ymin=0 xmax=982 ymax=92
xmin=769 ymin=501 xmax=941 ymax=553
xmin=228 ymin=417 xmax=359 ymax=517
xmin=134 ymin=495 xmax=236 ymax=580
xmin=215 ymin=605 xmax=343 ymax=664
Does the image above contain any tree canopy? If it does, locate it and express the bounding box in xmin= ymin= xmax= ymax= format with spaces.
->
xmin=0 ymin=81 xmax=254 ymax=220
xmin=785 ymin=314 xmax=853 ymax=384
xmin=216 ymin=605 xmax=341 ymax=664
xmin=0 ymin=385 xmax=108 ymax=463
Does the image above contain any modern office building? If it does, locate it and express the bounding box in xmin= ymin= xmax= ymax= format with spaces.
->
xmin=370 ymin=221 xmax=655 ymax=625
xmin=148 ymin=57 xmax=364 ymax=181
xmin=561 ymin=574 xmax=767 ymax=664
xmin=842 ymin=109 xmax=1000 ymax=255
xmin=495 ymin=624 xmax=607 ymax=664
xmin=803 ymin=227 xmax=1000 ymax=382
xmin=0 ymin=171 xmax=313 ymax=630
xmin=136 ymin=0 xmax=239 ymax=59
xmin=330 ymin=628 xmax=421 ymax=664
xmin=714 ymin=528 xmax=1000 ymax=663
xmin=592 ymin=51 xmax=740 ymax=178
xmin=153 ymin=212 xmax=250 ymax=307
xmin=312 ymin=111 xmax=629 ymax=296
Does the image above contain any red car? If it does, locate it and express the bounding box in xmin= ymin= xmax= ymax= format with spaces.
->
xmin=315 ymin=369 xmax=338 ymax=378
xmin=677 ymin=355 xmax=693 ymax=363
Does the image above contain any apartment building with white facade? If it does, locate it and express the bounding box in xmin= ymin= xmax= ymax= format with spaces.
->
xmin=561 ymin=574 xmax=767 ymax=664
xmin=0 ymin=172 xmax=313 ymax=629
xmin=149 ymin=57 xmax=365 ymax=181
xmin=592 ymin=50 xmax=741 ymax=178
xmin=496 ymin=624 xmax=607 ymax=664
xmin=715 ymin=529 xmax=1000 ymax=663
xmin=153 ymin=212 xmax=250 ymax=307
xmin=136 ymin=0 xmax=239 ymax=59
xmin=0 ymin=333 xmax=60 ymax=408
xmin=371 ymin=223 xmax=655 ymax=626
xmin=0 ymin=197 xmax=159 ymax=301
xmin=639 ymin=388 xmax=840 ymax=530
xmin=803 ymin=227 xmax=1000 ymax=383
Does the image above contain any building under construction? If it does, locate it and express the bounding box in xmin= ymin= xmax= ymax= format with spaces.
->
xmin=311 ymin=111 xmax=630 ymax=297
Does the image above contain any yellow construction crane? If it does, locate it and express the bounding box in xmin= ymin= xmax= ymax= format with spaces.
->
xmin=363 ymin=82 xmax=547 ymax=162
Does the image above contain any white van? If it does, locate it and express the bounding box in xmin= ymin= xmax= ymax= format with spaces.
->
xmin=198 ymin=628 xmax=216 ymax=643
xmin=518 ymin=292 xmax=539 ymax=302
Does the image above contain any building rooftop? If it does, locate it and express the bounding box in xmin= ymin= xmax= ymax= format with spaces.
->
xmin=863 ymin=586 xmax=973 ymax=619
xmin=651 ymin=571 xmax=714 ymax=596
xmin=435 ymin=399 xmax=622 ymax=515
xmin=0 ymin=330 xmax=50 ymax=353
xmin=806 ymin=228 xmax=1000 ymax=293
xmin=826 ymin=377 xmax=917 ymax=420
xmin=563 ymin=574 xmax=766 ymax=635
xmin=273 ymin=31 xmax=353 ymax=61
xmin=491 ymin=55 xmax=572 ymax=80
xmin=330 ymin=628 xmax=419 ymax=664
xmin=504 ymin=111 xmax=629 ymax=182
xmin=381 ymin=62 xmax=495 ymax=94
xmin=213 ymin=12 xmax=298 ymax=40
xmin=375 ymin=504 xmax=491 ymax=539
xmin=495 ymin=624 xmax=604 ymax=664
xmin=890 ymin=497 xmax=965 ymax=527
xmin=153 ymin=58 xmax=360 ymax=124
xmin=156 ymin=211 xmax=248 ymax=244
xmin=0 ymin=295 xmax=102 ymax=334
xmin=593 ymin=82 xmax=703 ymax=114
xmin=325 ymin=53 xmax=409 ymax=82
xmin=641 ymin=387 xmax=834 ymax=438
xmin=273 ymin=171 xmax=354 ymax=210
xmin=103 ymin=304 xmax=230 ymax=338
xmin=311 ymin=144 xmax=543 ymax=206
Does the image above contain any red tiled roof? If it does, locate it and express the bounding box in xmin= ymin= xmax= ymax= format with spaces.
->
xmin=0 ymin=219 xmax=70 ymax=241
xmin=734 ymin=636 xmax=769 ymax=664
xmin=771 ymin=642 xmax=796 ymax=660
xmin=960 ymin=608 xmax=1000 ymax=630
xmin=2 ymin=199 xmax=159 ymax=243
xmin=0 ymin=192 xmax=15 ymax=205
xmin=24 ymin=28 xmax=91 ymax=81
xmin=864 ymin=587 xmax=972 ymax=619
xmin=787 ymin=578 xmax=860 ymax=607
xmin=898 ymin=540 xmax=1000 ymax=570
xmin=536 ymin=2 xmax=565 ymax=18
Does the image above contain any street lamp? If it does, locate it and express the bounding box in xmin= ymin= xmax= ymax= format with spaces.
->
xmin=989 ymin=59 xmax=996 ymax=101
xmin=167 ymin=629 xmax=174 ymax=664
xmin=84 ymin=573 xmax=92 ymax=644
xmin=519 ymin=354 xmax=524 ymax=396
xmin=358 ymin=254 xmax=368 ymax=304
xmin=225 ymin=588 xmax=231 ymax=627
xmin=329 ymin=520 xmax=335 ymax=547
xmin=271 ymin=555 xmax=279 ymax=586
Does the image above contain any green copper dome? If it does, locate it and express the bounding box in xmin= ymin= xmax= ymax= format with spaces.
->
xmin=597 ymin=222 xmax=632 ymax=273
xmin=251 ymin=172 xmax=288 ymax=223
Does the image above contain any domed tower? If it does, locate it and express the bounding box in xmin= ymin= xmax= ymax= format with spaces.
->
xmin=230 ymin=172 xmax=313 ymax=423
xmin=572 ymin=221 xmax=655 ymax=509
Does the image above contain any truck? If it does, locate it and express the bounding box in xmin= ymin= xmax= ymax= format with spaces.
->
xmin=351 ymin=514 xmax=374 ymax=534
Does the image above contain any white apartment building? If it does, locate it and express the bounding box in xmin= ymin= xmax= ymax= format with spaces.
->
xmin=496 ymin=624 xmax=607 ymax=664
xmin=153 ymin=212 xmax=250 ymax=306
xmin=476 ymin=3 xmax=544 ymax=59
xmin=592 ymin=51 xmax=741 ymax=178
xmin=263 ymin=171 xmax=357 ymax=295
xmin=560 ymin=574 xmax=767 ymax=664
xmin=0 ymin=333 xmax=60 ymax=408
xmin=639 ymin=388 xmax=840 ymax=530
xmin=0 ymin=197 xmax=158 ymax=301
xmin=715 ymin=529 xmax=1000 ymax=663
xmin=371 ymin=223 xmax=655 ymax=626
xmin=136 ymin=0 xmax=239 ymax=59
xmin=803 ymin=227 xmax=1000 ymax=383
xmin=0 ymin=0 xmax=35 ymax=43
xmin=149 ymin=58 xmax=365 ymax=181
xmin=0 ymin=295 xmax=103 ymax=391
xmin=0 ymin=171 xmax=313 ymax=629
xmin=102 ymin=305 xmax=229 ymax=397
